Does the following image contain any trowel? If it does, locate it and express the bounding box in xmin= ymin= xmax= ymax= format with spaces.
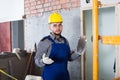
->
xmin=77 ymin=36 xmax=87 ymax=55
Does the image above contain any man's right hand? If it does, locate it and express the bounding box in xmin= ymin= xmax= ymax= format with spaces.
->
xmin=42 ymin=53 xmax=54 ymax=64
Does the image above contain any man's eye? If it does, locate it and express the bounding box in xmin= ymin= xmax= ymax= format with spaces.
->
xmin=59 ymin=24 xmax=62 ymax=26
xmin=53 ymin=25 xmax=57 ymax=27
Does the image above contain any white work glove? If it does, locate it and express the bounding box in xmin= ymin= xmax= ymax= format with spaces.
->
xmin=42 ymin=54 xmax=54 ymax=64
xmin=12 ymin=48 xmax=20 ymax=53
xmin=12 ymin=48 xmax=21 ymax=60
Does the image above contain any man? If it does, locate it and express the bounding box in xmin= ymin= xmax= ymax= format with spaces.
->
xmin=34 ymin=12 xmax=86 ymax=80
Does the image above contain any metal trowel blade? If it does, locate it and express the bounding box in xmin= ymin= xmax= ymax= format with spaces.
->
xmin=77 ymin=36 xmax=87 ymax=53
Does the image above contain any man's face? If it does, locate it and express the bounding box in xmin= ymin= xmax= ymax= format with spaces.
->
xmin=49 ymin=22 xmax=63 ymax=35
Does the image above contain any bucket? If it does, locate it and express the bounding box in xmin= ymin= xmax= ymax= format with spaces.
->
xmin=25 ymin=75 xmax=43 ymax=80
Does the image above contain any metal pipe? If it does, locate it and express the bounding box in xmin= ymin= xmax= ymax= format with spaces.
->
xmin=92 ymin=0 xmax=99 ymax=80
xmin=80 ymin=9 xmax=85 ymax=80
xmin=0 ymin=69 xmax=18 ymax=80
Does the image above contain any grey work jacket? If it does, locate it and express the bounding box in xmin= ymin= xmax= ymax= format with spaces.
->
xmin=34 ymin=34 xmax=79 ymax=67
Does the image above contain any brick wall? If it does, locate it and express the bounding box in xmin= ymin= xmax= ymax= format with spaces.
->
xmin=24 ymin=0 xmax=80 ymax=17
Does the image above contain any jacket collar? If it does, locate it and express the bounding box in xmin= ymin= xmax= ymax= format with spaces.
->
xmin=50 ymin=32 xmax=63 ymax=41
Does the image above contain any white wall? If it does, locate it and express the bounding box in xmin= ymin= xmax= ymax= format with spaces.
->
xmin=0 ymin=0 xmax=24 ymax=22
xmin=117 ymin=4 xmax=120 ymax=78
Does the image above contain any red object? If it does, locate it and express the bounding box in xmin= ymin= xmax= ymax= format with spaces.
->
xmin=0 ymin=22 xmax=11 ymax=52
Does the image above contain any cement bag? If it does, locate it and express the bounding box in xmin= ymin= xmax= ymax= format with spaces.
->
xmin=25 ymin=75 xmax=43 ymax=80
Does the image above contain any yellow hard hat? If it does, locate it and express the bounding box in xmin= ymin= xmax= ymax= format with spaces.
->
xmin=48 ymin=12 xmax=63 ymax=24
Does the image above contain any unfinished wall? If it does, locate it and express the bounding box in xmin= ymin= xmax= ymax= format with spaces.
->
xmin=24 ymin=0 xmax=80 ymax=17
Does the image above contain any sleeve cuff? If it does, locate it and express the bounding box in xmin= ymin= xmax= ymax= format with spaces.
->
xmin=35 ymin=59 xmax=45 ymax=67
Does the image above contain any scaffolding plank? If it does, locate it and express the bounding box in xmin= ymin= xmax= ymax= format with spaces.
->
xmin=101 ymin=36 xmax=120 ymax=44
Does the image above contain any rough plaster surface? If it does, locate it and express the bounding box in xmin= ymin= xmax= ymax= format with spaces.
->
xmin=25 ymin=8 xmax=81 ymax=80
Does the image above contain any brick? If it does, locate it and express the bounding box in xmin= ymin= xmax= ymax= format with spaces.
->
xmin=50 ymin=1 xmax=59 ymax=6
xmin=24 ymin=0 xmax=80 ymax=17
xmin=45 ymin=7 xmax=49 ymax=12
xmin=25 ymin=11 xmax=30 ymax=15
xmin=71 ymin=0 xmax=78 ymax=2
xmin=38 ymin=12 xmax=43 ymax=16
xmin=71 ymin=2 xmax=77 ymax=8
xmin=41 ymin=0 xmax=45 ymax=4
xmin=36 ymin=5 xmax=42 ymax=9
xmin=31 ymin=9 xmax=37 ymax=14
xmin=37 ymin=1 xmax=41 ymax=5
xmin=66 ymin=3 xmax=71 ymax=8
xmin=49 ymin=6 xmax=52 ymax=11
xmin=56 ymin=5 xmax=61 ymax=9
xmin=25 ymin=3 xmax=31 ymax=8
xmin=25 ymin=7 xmax=30 ymax=11
xmin=30 ymin=14 xmax=36 ymax=17
xmin=60 ymin=0 xmax=68 ymax=4
xmin=51 ymin=1 xmax=56 ymax=6
xmin=49 ymin=0 xmax=52 ymax=2
xmin=53 ymin=6 xmax=57 ymax=10
xmin=45 ymin=0 xmax=49 ymax=3
xmin=30 ymin=6 xmax=36 ymax=10
xmin=30 ymin=0 xmax=35 ymax=3
xmin=25 ymin=0 xmax=30 ymax=4
xmin=44 ymin=3 xmax=50 ymax=7
xmin=77 ymin=1 xmax=80 ymax=7
xmin=37 ymin=8 xmax=44 ymax=13
xmin=61 ymin=4 xmax=66 ymax=9
xmin=56 ymin=1 xmax=60 ymax=5
xmin=30 ymin=1 xmax=36 ymax=6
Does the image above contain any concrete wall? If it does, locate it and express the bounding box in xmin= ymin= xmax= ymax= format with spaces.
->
xmin=11 ymin=20 xmax=24 ymax=50
xmin=24 ymin=8 xmax=81 ymax=80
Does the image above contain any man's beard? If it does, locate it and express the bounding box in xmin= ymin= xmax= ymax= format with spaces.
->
xmin=52 ymin=32 xmax=61 ymax=36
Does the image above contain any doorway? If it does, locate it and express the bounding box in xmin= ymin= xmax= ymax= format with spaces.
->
xmin=83 ymin=7 xmax=115 ymax=80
